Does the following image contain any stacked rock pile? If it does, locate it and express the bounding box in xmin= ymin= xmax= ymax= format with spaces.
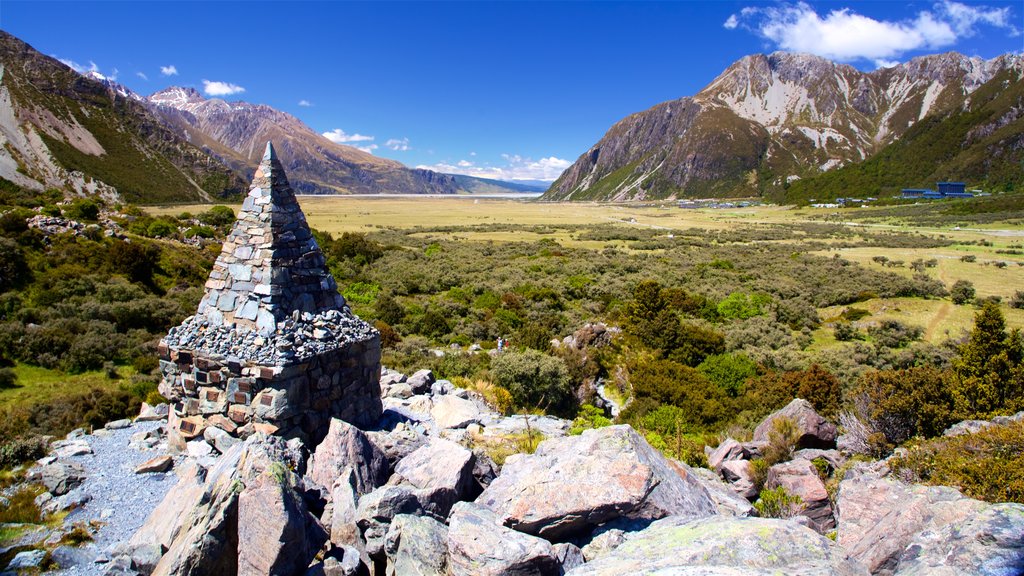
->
xmin=158 ymin=142 xmax=381 ymax=447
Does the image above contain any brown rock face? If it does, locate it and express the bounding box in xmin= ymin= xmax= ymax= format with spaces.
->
xmin=836 ymin=470 xmax=987 ymax=574
xmin=477 ymin=425 xmax=717 ymax=541
xmin=766 ymin=459 xmax=835 ymax=532
xmin=446 ymin=502 xmax=562 ymax=576
xmin=237 ymin=472 xmax=328 ymax=576
xmin=753 ymin=398 xmax=837 ymax=450
xmin=308 ymin=418 xmax=390 ymax=497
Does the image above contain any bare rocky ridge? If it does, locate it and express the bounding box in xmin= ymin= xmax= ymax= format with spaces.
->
xmin=0 ymin=31 xmax=246 ymax=204
xmin=544 ymin=51 xmax=1023 ymax=202
xmin=145 ymin=87 xmax=463 ymax=196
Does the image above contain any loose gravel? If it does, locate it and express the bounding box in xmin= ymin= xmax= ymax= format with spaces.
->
xmin=48 ymin=421 xmax=178 ymax=575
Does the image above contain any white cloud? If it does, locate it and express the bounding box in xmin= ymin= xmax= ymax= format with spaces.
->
xmin=357 ymin=144 xmax=378 ymax=154
xmin=417 ymin=154 xmax=571 ymax=182
xmin=57 ymin=58 xmax=117 ymax=81
xmin=136 ymin=72 xmax=149 ymax=81
xmin=726 ymin=1 xmax=1020 ymax=65
xmin=160 ymin=65 xmax=178 ymax=76
xmin=202 ymin=80 xmax=246 ymax=96
xmin=385 ymin=137 xmax=411 ymax=151
xmin=322 ymin=129 xmax=375 ymax=144
xmin=298 ymin=99 xmax=313 ymax=107
xmin=469 ymin=151 xmax=477 ymax=156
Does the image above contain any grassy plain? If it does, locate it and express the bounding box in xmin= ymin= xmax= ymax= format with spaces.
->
xmin=150 ymin=197 xmax=1024 ymax=341
xmin=0 ymin=364 xmax=139 ymax=411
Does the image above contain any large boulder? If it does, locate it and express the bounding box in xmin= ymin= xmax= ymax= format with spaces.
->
xmin=366 ymin=425 xmax=426 ymax=470
xmin=38 ymin=461 xmax=86 ymax=496
xmin=566 ymin=515 xmax=869 ymax=575
xmin=391 ymin=438 xmax=477 ymax=517
xmin=753 ymin=399 xmax=837 ymax=450
xmin=688 ymin=467 xmax=755 ymax=516
xmin=707 ymin=437 xmax=748 ymax=471
xmin=477 ymin=425 xmax=716 ymax=541
xmin=893 ymin=502 xmax=1024 ymax=576
xmin=766 ymin=459 xmax=835 ymax=532
xmin=129 ymin=434 xmax=319 ymax=576
xmin=384 ymin=514 xmax=449 ymax=576
xmin=719 ymin=459 xmax=758 ymax=501
xmin=406 ymin=369 xmax=435 ymax=395
xmin=446 ymin=502 xmax=562 ymax=576
xmin=238 ymin=467 xmax=328 ymax=576
xmin=430 ymin=395 xmax=482 ymax=429
xmin=836 ymin=469 xmax=987 ymax=574
xmin=308 ymin=418 xmax=390 ymax=497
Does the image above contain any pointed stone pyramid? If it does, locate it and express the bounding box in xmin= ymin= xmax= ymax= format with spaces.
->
xmin=157 ymin=142 xmax=382 ymax=440
xmin=197 ymin=142 xmax=345 ymax=332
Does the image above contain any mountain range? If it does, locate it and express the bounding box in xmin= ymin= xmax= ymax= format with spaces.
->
xmin=0 ymin=31 xmax=536 ymax=203
xmin=542 ymin=51 xmax=1024 ymax=202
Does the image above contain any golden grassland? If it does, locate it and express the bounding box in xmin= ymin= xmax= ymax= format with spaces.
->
xmin=150 ymin=198 xmax=1024 ymax=338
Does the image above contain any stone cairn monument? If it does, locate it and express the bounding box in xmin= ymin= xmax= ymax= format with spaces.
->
xmin=158 ymin=142 xmax=382 ymax=446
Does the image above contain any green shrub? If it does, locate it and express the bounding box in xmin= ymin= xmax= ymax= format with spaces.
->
xmin=64 ymin=198 xmax=100 ymax=221
xmin=852 ymin=366 xmax=955 ymax=446
xmin=717 ymin=291 xmax=771 ymax=320
xmin=0 ymin=367 xmax=16 ymax=389
xmin=569 ymin=404 xmax=612 ymax=435
xmin=197 ymin=205 xmax=235 ymax=227
xmin=629 ymin=359 xmax=728 ymax=427
xmin=697 ymin=353 xmax=759 ymax=397
xmin=490 ymin=349 xmax=573 ymax=414
xmin=754 ymin=486 xmax=804 ymax=518
xmin=889 ymin=420 xmax=1024 ymax=503
xmin=0 ymin=436 xmax=47 ymax=469
xmin=834 ymin=322 xmax=861 ymax=341
xmin=868 ymin=320 xmax=924 ymax=349
xmin=950 ymin=280 xmax=976 ymax=305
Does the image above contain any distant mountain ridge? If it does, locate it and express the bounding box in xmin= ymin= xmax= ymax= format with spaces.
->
xmin=144 ymin=86 xmax=466 ymax=196
xmin=0 ymin=30 xmax=533 ymax=203
xmin=543 ymin=51 xmax=1024 ymax=202
xmin=0 ymin=31 xmax=246 ymax=203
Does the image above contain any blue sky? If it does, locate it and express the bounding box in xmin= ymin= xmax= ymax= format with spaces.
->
xmin=2 ymin=1 xmax=1022 ymax=181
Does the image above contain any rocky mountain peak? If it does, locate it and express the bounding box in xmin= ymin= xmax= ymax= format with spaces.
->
xmin=148 ymin=85 xmax=205 ymax=108
xmin=544 ymin=49 xmax=1024 ymax=202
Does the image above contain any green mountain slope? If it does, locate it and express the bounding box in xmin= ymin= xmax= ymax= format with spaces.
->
xmin=0 ymin=31 xmax=245 ymax=204
xmin=783 ymin=70 xmax=1024 ymax=203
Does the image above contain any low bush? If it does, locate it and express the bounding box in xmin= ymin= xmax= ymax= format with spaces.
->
xmin=889 ymin=420 xmax=1024 ymax=503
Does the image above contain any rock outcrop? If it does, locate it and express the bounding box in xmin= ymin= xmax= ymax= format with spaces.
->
xmin=565 ymin=515 xmax=869 ymax=575
xmin=478 ymin=425 xmax=717 ymax=541
xmin=753 ymin=398 xmax=837 ymax=449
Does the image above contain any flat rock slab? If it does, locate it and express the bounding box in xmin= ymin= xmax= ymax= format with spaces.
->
xmin=893 ymin=502 xmax=1024 ymax=576
xmin=430 ymin=395 xmax=482 ymax=429
xmin=837 ymin=470 xmax=987 ymax=574
xmin=447 ymin=502 xmax=561 ymax=576
xmin=566 ymin=515 xmax=869 ymax=576
xmin=134 ymin=455 xmax=173 ymax=474
xmin=477 ymin=425 xmax=716 ymax=541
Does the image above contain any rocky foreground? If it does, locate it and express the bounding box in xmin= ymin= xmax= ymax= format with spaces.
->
xmin=3 ymin=368 xmax=1024 ymax=576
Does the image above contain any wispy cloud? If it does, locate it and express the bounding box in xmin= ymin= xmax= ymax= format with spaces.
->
xmin=160 ymin=65 xmax=178 ymax=76
xmin=322 ymin=129 xmax=374 ymax=144
xmin=136 ymin=72 xmax=149 ymax=81
xmin=298 ymin=99 xmax=313 ymax=107
xmin=357 ymin=144 xmax=378 ymax=154
xmin=385 ymin=137 xmax=411 ymax=151
xmin=202 ymin=80 xmax=246 ymax=96
xmin=725 ymin=1 xmax=1020 ymax=68
xmin=417 ymin=154 xmax=571 ymax=182
xmin=57 ymin=58 xmax=118 ymax=81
